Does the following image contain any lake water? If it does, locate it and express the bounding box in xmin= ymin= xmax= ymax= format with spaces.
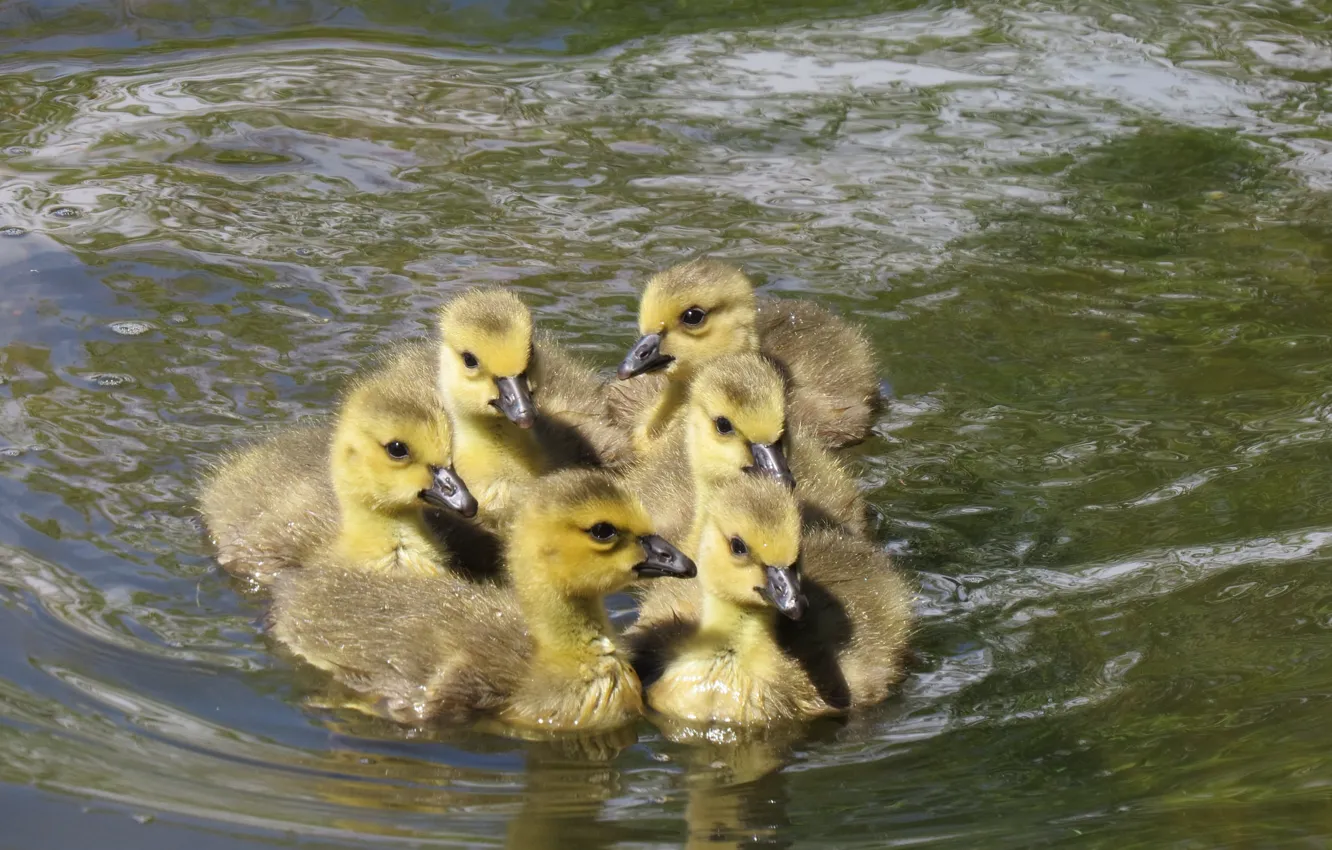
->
xmin=2 ymin=0 xmax=1332 ymax=846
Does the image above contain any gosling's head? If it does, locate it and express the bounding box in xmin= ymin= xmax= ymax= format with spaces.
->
xmin=686 ymin=353 xmax=795 ymax=490
xmin=698 ymin=475 xmax=805 ymax=620
xmin=437 ymin=288 xmax=537 ymax=427
xmin=331 ymin=353 xmax=478 ymax=518
xmin=508 ymin=470 xmax=696 ymax=598
xmin=618 ymin=259 xmax=759 ymax=381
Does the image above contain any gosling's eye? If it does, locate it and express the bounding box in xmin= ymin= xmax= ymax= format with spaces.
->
xmin=714 ymin=416 xmax=734 ymax=435
xmin=588 ymin=522 xmax=618 ymax=542
xmin=385 ymin=440 xmax=410 ymax=460
xmin=461 ymin=351 xmax=479 ymax=369
xmin=680 ymin=306 xmax=707 ymax=327
xmin=729 ymin=536 xmax=748 ymax=557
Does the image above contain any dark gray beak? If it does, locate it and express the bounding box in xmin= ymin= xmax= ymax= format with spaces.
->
xmin=759 ymin=564 xmax=805 ymax=620
xmin=746 ymin=442 xmax=795 ymax=490
xmin=618 ymin=332 xmax=673 ymax=380
xmin=419 ymin=465 xmax=478 ymax=518
xmin=491 ymin=374 xmax=535 ymax=428
xmin=633 ymin=534 xmax=696 ymax=579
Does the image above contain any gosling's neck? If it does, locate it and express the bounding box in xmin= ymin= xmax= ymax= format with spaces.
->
xmin=331 ymin=494 xmax=445 ymax=575
xmin=680 ymin=440 xmax=731 ymax=559
xmin=635 ymin=366 xmax=696 ymax=452
xmin=514 ymin=576 xmax=622 ymax=672
xmin=691 ymin=590 xmax=782 ymax=662
xmin=506 ymin=562 xmax=642 ymax=729
xmin=444 ymin=400 xmax=546 ymax=524
xmin=635 ymin=325 xmax=759 ymax=451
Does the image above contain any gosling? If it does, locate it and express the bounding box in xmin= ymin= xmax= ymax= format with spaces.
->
xmin=630 ymin=475 xmax=912 ymax=727
xmin=268 ymin=470 xmax=696 ymax=732
xmin=628 ymin=352 xmax=867 ymax=548
xmin=612 ymin=259 xmax=881 ymax=452
xmin=198 ymin=348 xmax=476 ymax=584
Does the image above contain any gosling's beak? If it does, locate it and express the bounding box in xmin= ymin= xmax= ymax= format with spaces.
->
xmin=759 ymin=564 xmax=805 ymax=620
xmin=633 ymin=534 xmax=697 ymax=579
xmin=419 ymin=465 xmax=478 ymax=518
xmin=618 ymin=332 xmax=673 ymax=380
xmin=491 ymin=373 xmax=535 ymax=428
xmin=746 ymin=442 xmax=795 ymax=490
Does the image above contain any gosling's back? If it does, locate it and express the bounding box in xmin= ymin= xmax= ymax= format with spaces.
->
xmin=198 ymin=424 xmax=336 ymax=584
xmin=778 ymin=528 xmax=913 ymax=709
xmin=756 ymin=298 xmax=880 ymax=449
xmin=269 ymin=565 xmax=529 ymax=724
xmin=531 ymin=331 xmax=633 ymax=467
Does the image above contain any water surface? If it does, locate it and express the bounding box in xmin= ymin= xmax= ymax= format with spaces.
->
xmin=2 ymin=0 xmax=1332 ymax=847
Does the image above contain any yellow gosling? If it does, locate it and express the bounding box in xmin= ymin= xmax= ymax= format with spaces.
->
xmin=630 ymin=475 xmax=912 ymax=727
xmin=436 ymin=289 xmax=544 ymax=526
xmin=612 ymin=259 xmax=881 ymax=451
xmin=199 ymin=349 xmax=476 ymax=584
xmin=268 ymin=470 xmax=696 ymax=732
xmin=628 ymin=353 xmax=867 ymax=549
xmin=433 ymin=289 xmax=626 ymax=532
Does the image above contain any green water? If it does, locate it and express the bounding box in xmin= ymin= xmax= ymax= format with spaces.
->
xmin=3 ymin=0 xmax=1332 ymax=846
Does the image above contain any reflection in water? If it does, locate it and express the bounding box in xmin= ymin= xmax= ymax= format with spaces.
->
xmin=686 ymin=774 xmax=792 ymax=849
xmin=505 ymin=745 xmax=626 ymax=850
xmin=4 ymin=0 xmax=1332 ymax=846
xmin=504 ymin=724 xmax=801 ymax=850
xmin=680 ymin=739 xmax=794 ymax=850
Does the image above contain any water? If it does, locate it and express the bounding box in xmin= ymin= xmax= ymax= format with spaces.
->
xmin=3 ymin=0 xmax=1332 ymax=846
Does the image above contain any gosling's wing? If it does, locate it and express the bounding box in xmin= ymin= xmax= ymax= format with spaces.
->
xmin=757 ymin=298 xmax=880 ymax=449
xmin=199 ymin=423 xmax=336 ymax=582
xmin=781 ymin=529 xmax=913 ymax=709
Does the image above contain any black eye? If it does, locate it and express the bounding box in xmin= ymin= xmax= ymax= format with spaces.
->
xmin=680 ymin=306 xmax=707 ymax=327
xmin=588 ymin=522 xmax=618 ymax=542
xmin=385 ymin=440 xmax=410 ymax=460
xmin=715 ymin=416 xmax=734 ymax=435
xmin=730 ymin=536 xmax=748 ymax=557
xmin=462 ymin=351 xmax=479 ymax=369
